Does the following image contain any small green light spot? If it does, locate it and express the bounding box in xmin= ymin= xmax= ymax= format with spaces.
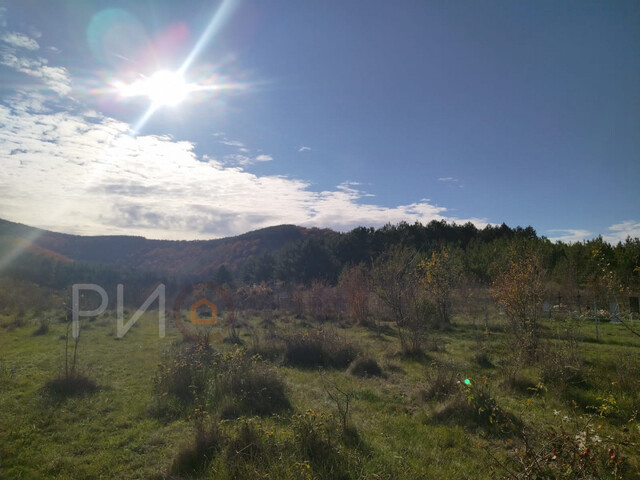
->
xmin=464 ymin=379 xmax=471 ymax=386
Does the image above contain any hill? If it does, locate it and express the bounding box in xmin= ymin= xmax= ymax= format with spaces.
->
xmin=0 ymin=218 xmax=336 ymax=277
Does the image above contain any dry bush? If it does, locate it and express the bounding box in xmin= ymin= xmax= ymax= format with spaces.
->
xmin=171 ymin=421 xmax=223 ymax=477
xmin=430 ymin=377 xmax=522 ymax=436
xmin=348 ymin=356 xmax=383 ymax=378
xmin=149 ymin=344 xmax=290 ymax=421
xmin=283 ymin=329 xmax=358 ymax=369
xmin=236 ymin=283 xmax=276 ymax=311
xmin=369 ymin=246 xmax=434 ymax=355
xmin=303 ymin=281 xmax=344 ymax=322
xmin=491 ymin=253 xmax=545 ymax=359
xmin=492 ymin=414 xmax=635 ymax=480
xmin=166 ymin=414 xmax=361 ymax=480
xmin=246 ymin=336 xmax=285 ymax=363
xmin=32 ymin=317 xmax=50 ymax=336
xmin=292 ymin=410 xmax=353 ymax=480
xmin=422 ymin=361 xmax=458 ymax=401
xmin=217 ymin=351 xmax=291 ymax=418
xmin=539 ymin=324 xmax=585 ymax=394
xmin=339 ymin=264 xmax=371 ymax=325
xmin=473 ymin=349 xmax=494 ymax=369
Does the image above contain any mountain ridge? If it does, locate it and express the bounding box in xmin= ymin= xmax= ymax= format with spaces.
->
xmin=0 ymin=218 xmax=337 ymax=276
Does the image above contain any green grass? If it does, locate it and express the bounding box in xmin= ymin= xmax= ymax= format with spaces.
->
xmin=1 ymin=311 xmax=639 ymax=479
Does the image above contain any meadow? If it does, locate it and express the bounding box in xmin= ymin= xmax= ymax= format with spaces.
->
xmin=1 ymin=305 xmax=639 ymax=480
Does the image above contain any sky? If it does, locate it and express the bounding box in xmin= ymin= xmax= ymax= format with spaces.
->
xmin=0 ymin=0 xmax=638 ymax=243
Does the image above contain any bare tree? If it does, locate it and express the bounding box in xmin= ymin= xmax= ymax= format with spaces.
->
xmin=369 ymin=246 xmax=431 ymax=355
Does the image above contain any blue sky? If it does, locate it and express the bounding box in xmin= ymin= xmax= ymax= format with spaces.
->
xmin=0 ymin=1 xmax=638 ymax=242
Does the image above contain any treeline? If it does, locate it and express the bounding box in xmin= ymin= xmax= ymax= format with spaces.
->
xmin=0 ymin=253 xmax=184 ymax=313
xmin=240 ymin=220 xmax=640 ymax=297
xmin=1 ymin=220 xmax=639 ymax=314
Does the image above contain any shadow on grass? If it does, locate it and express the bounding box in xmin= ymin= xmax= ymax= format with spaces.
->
xmin=42 ymin=373 xmax=99 ymax=400
xmin=428 ymin=394 xmax=523 ymax=438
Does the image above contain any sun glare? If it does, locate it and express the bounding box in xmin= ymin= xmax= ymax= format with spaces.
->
xmin=146 ymin=70 xmax=189 ymax=106
xmin=119 ymin=69 xmax=190 ymax=107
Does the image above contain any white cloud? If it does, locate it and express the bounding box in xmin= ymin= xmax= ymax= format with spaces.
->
xmin=0 ymin=94 xmax=488 ymax=240
xmin=547 ymin=221 xmax=640 ymax=244
xmin=0 ymin=37 xmax=71 ymax=96
xmin=216 ymin=137 xmax=273 ymax=165
xmin=603 ymin=221 xmax=640 ymax=244
xmin=547 ymin=229 xmax=593 ymax=243
xmin=219 ymin=139 xmax=246 ymax=148
xmin=1 ymin=32 xmax=39 ymax=50
xmin=438 ymin=176 xmax=464 ymax=189
xmin=298 ymin=146 xmax=311 ymax=152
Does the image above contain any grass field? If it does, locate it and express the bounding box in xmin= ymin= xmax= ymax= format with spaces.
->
xmin=1 ymin=310 xmax=639 ymax=479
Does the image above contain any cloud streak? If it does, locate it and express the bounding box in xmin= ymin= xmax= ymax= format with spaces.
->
xmin=547 ymin=221 xmax=640 ymax=244
xmin=1 ymin=32 xmax=39 ymax=50
xmin=0 ymin=93 xmax=487 ymax=239
xmin=603 ymin=221 xmax=640 ymax=244
xmin=0 ymin=29 xmax=71 ymax=96
xmin=546 ymin=229 xmax=593 ymax=244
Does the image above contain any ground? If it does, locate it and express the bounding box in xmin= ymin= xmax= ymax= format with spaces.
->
xmin=1 ymin=309 xmax=639 ymax=479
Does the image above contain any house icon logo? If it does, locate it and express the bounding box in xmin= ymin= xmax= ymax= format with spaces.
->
xmin=172 ymin=281 xmax=234 ymax=342
xmin=190 ymin=298 xmax=217 ymax=325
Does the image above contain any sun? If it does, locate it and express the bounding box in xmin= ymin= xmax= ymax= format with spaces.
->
xmin=118 ymin=69 xmax=191 ymax=107
xmin=146 ymin=70 xmax=189 ymax=106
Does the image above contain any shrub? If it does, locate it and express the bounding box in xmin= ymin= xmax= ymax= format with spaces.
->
xmin=368 ymin=246 xmax=433 ymax=355
xmin=431 ymin=377 xmax=521 ymax=436
xmin=32 ymin=317 xmax=50 ymax=336
xmin=246 ymin=326 xmax=285 ymax=362
xmin=225 ymin=420 xmax=266 ymax=464
xmin=492 ymin=412 xmax=636 ymax=479
xmin=171 ymin=421 xmax=223 ymax=477
xmin=152 ymin=342 xmax=215 ymax=410
xmin=473 ymin=349 xmax=493 ymax=368
xmin=539 ymin=339 xmax=585 ymax=394
xmin=348 ymin=356 xmax=383 ymax=378
xmin=215 ymin=351 xmax=291 ymax=417
xmin=614 ymin=353 xmax=640 ymax=393
xmin=490 ymin=253 xmax=545 ymax=359
xmin=150 ymin=344 xmax=291 ymax=420
xmin=284 ymin=329 xmax=358 ymax=369
xmin=246 ymin=341 xmax=285 ymax=362
xmin=339 ymin=264 xmax=370 ymax=325
xmin=422 ymin=361 xmax=458 ymax=401
xmin=501 ymin=374 xmax=538 ymax=396
xmin=7 ymin=309 xmax=26 ymax=329
xmin=292 ymin=410 xmax=353 ymax=480
xmin=304 ymin=281 xmax=343 ymax=322
xmin=165 ymin=414 xmax=363 ymax=480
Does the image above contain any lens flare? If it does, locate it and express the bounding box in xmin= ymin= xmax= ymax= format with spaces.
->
xmin=119 ymin=70 xmax=190 ymax=107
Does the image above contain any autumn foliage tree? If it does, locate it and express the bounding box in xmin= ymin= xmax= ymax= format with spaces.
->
xmin=418 ymin=247 xmax=463 ymax=326
xmin=339 ymin=264 xmax=370 ymax=325
xmin=490 ymin=253 xmax=545 ymax=358
xmin=368 ymin=246 xmax=431 ymax=354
